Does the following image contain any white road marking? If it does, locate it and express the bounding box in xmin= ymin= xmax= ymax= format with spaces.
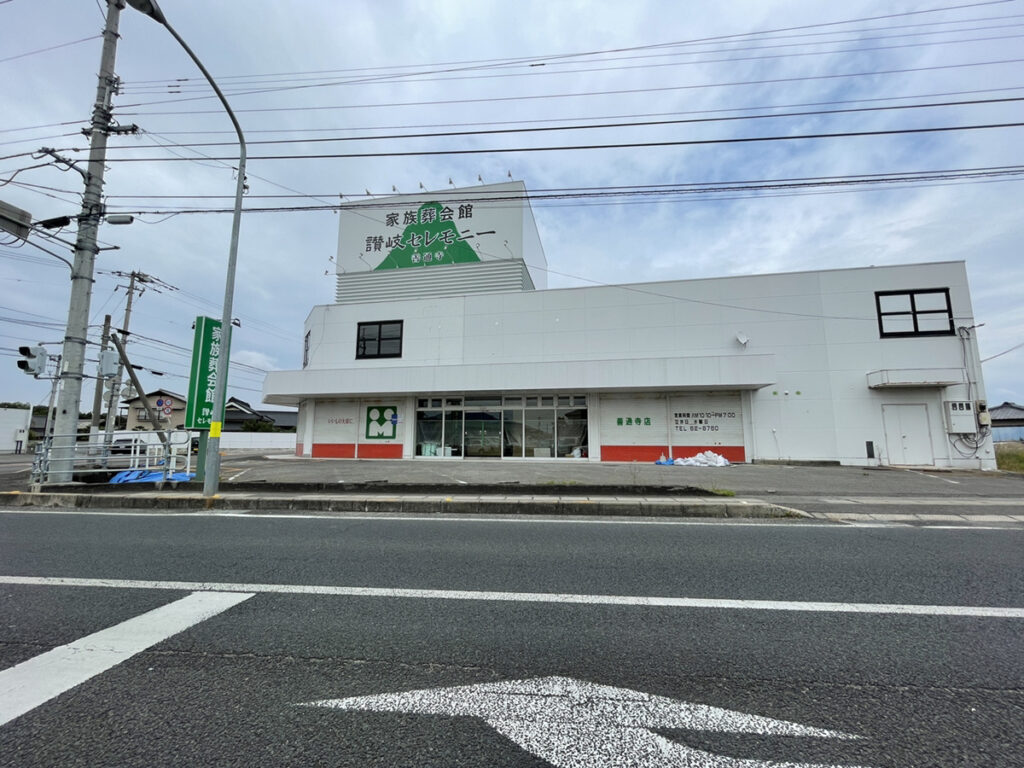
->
xmin=903 ymin=469 xmax=960 ymax=485
xmin=305 ymin=676 xmax=867 ymax=768
xmin=4 ymin=507 xmax=1022 ymax=529
xmin=1 ymin=575 xmax=1021 ymax=618
xmin=0 ymin=590 xmax=253 ymax=726
xmin=228 ymin=468 xmax=250 ymax=481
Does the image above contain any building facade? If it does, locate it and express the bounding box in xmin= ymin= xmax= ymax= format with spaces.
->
xmin=263 ymin=184 xmax=995 ymax=469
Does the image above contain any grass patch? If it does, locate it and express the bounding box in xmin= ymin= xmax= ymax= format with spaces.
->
xmin=709 ymin=487 xmax=736 ymax=497
xmin=996 ymin=442 xmax=1024 ymax=473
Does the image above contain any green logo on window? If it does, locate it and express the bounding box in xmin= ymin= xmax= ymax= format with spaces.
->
xmin=366 ymin=406 xmax=398 ymax=440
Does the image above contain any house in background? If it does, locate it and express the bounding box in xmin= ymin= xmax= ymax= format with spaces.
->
xmin=122 ymin=389 xmax=186 ymax=431
xmin=991 ymin=401 xmax=1024 ymax=441
xmin=120 ymin=391 xmax=296 ymax=433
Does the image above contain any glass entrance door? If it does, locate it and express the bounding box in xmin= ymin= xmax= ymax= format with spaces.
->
xmin=464 ymin=410 xmax=502 ymax=457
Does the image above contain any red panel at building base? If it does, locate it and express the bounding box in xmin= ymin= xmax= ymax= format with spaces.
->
xmin=357 ymin=443 xmax=404 ymax=459
xmin=601 ymin=445 xmax=746 ymax=462
xmin=295 ymin=443 xmax=303 ymax=457
xmin=311 ymin=443 xmax=356 ymax=458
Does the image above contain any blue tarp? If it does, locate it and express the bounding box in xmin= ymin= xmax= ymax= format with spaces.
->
xmin=109 ymin=470 xmax=194 ymax=484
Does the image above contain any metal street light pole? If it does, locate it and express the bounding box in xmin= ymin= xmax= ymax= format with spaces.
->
xmin=126 ymin=0 xmax=245 ymax=496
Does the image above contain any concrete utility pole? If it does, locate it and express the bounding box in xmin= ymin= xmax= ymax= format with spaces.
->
xmin=89 ymin=314 xmax=113 ymax=432
xmin=102 ymin=271 xmax=149 ymax=445
xmin=49 ymin=0 xmax=124 ymax=482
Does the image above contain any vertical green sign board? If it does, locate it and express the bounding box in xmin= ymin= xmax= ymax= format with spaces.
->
xmin=185 ymin=316 xmax=227 ymax=430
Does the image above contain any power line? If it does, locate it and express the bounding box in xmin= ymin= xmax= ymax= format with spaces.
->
xmin=97 ymin=96 xmax=1024 ymax=152
xmin=981 ymin=340 xmax=1024 ymax=362
xmin=122 ymin=1 xmax=1017 ymax=91
xmin=119 ymin=28 xmax=1024 ymax=97
xmin=118 ymin=56 xmax=1024 ymax=116
xmin=91 ymin=121 xmax=1024 ymax=164
xmin=95 ymin=166 xmax=1024 ymax=217
xmin=0 ymin=34 xmax=102 ymax=65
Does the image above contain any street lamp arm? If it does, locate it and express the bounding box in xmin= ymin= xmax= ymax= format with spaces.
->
xmin=127 ymin=0 xmax=245 ymax=496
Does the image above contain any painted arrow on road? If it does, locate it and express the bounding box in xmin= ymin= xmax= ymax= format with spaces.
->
xmin=302 ymin=675 xmax=868 ymax=767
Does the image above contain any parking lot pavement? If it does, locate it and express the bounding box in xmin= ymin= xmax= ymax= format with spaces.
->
xmin=3 ymin=452 xmax=1022 ymax=521
xmin=216 ymin=453 xmax=1024 ymax=499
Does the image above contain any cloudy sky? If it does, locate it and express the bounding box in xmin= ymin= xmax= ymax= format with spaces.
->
xmin=1 ymin=0 xmax=1022 ymax=415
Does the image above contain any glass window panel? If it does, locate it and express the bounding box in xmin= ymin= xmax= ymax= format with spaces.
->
xmin=357 ymin=321 xmax=402 ymax=358
xmin=443 ymin=410 xmax=463 ymax=457
xmin=557 ymin=408 xmax=589 ymax=458
xmin=917 ymin=313 xmax=953 ymax=333
xmin=540 ymin=396 xmax=554 ymax=406
xmin=445 ymin=398 xmax=463 ymax=406
xmin=913 ymin=291 xmax=949 ymax=312
xmin=503 ymin=409 xmax=524 ymax=457
xmin=503 ymin=396 xmax=523 ymax=405
xmin=465 ymin=396 xmax=501 ymax=407
xmin=431 ymin=399 xmax=442 ymax=407
xmin=417 ymin=399 xmax=429 ymax=408
xmin=878 ymin=293 xmax=911 ymax=313
xmin=415 ymin=410 xmax=442 ymax=456
xmin=464 ymin=410 xmax=502 ymax=457
xmin=881 ymin=315 xmax=915 ymax=335
xmin=524 ymin=397 xmax=538 ymax=407
xmin=557 ymin=395 xmax=571 ymax=406
xmin=524 ymin=410 xmax=555 ymax=458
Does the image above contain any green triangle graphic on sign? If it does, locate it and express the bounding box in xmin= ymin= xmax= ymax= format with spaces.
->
xmin=376 ymin=202 xmax=480 ymax=270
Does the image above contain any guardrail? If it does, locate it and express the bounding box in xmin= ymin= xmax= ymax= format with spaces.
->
xmin=30 ymin=430 xmax=194 ymax=487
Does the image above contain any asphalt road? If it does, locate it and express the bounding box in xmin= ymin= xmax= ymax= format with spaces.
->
xmin=1 ymin=510 xmax=1022 ymax=767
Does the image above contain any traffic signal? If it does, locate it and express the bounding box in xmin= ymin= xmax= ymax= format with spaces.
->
xmin=16 ymin=345 xmax=48 ymax=377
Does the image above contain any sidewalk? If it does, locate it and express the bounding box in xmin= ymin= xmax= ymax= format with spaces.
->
xmin=2 ymin=454 xmax=1022 ymax=521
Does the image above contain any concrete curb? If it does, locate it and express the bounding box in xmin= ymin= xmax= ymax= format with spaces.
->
xmin=0 ymin=491 xmax=808 ymax=519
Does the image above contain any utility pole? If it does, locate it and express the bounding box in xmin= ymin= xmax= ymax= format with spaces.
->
xmin=103 ymin=271 xmax=149 ymax=445
xmin=49 ymin=0 xmax=124 ymax=482
xmin=90 ymin=314 xmax=113 ymax=434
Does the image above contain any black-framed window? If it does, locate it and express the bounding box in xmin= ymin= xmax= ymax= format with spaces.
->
xmin=303 ymin=330 xmax=310 ymax=368
xmin=357 ymin=320 xmax=403 ymax=359
xmin=875 ymin=288 xmax=954 ymax=338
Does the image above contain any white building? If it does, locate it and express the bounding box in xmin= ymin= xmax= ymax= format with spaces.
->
xmin=263 ymin=182 xmax=994 ymax=469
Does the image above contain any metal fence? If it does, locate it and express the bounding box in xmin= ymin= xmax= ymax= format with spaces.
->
xmin=31 ymin=430 xmax=194 ymax=487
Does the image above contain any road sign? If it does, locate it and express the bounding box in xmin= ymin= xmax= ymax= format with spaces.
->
xmin=303 ymin=676 xmax=867 ymax=767
xmin=185 ymin=316 xmax=228 ymax=431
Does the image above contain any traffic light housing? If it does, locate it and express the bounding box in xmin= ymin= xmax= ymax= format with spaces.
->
xmin=16 ymin=345 xmax=48 ymax=377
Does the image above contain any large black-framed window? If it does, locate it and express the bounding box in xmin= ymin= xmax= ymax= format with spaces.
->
xmin=356 ymin=320 xmax=403 ymax=359
xmin=875 ymin=288 xmax=954 ymax=338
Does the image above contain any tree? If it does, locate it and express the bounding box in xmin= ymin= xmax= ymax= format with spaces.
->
xmin=0 ymin=401 xmax=30 ymax=409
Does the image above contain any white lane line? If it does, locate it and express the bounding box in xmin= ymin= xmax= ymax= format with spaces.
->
xmin=2 ymin=575 xmax=1021 ymax=619
xmin=7 ymin=508 xmax=1009 ymax=529
xmin=903 ymin=469 xmax=961 ymax=485
xmin=0 ymin=590 xmax=253 ymax=726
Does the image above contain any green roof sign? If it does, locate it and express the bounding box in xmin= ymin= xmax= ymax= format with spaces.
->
xmin=374 ymin=202 xmax=479 ymax=270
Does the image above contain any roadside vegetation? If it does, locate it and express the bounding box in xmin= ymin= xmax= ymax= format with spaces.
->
xmin=995 ymin=441 xmax=1024 ymax=473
